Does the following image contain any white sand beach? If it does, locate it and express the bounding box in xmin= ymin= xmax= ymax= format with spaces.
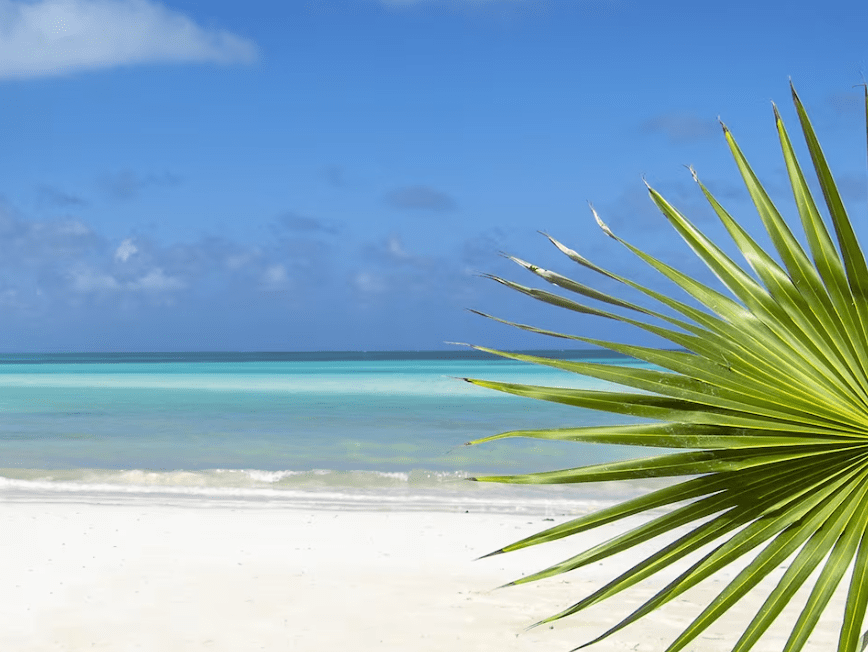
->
xmin=0 ymin=493 xmax=848 ymax=652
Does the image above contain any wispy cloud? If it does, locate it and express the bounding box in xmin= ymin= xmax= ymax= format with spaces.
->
xmin=376 ymin=0 xmax=547 ymax=17
xmin=641 ymin=112 xmax=718 ymax=144
xmin=0 ymin=200 xmax=272 ymax=316
xmin=274 ymin=212 xmax=341 ymax=235
xmin=99 ymin=170 xmax=181 ymax=200
xmin=114 ymin=238 xmax=138 ymax=262
xmin=126 ymin=267 xmax=186 ymax=292
xmin=0 ymin=0 xmax=258 ymax=80
xmin=460 ymin=229 xmax=505 ymax=267
xmin=384 ymin=185 xmax=457 ymax=212
xmin=260 ymin=264 xmax=290 ymax=291
xmin=378 ymin=0 xmax=526 ymax=5
xmin=68 ymin=267 xmax=120 ymax=292
xmin=352 ymin=270 xmax=387 ymax=294
xmin=36 ymin=184 xmax=88 ymax=207
xmin=320 ymin=164 xmax=346 ymax=188
xmin=352 ymin=234 xmax=444 ymax=301
xmin=363 ymin=234 xmax=431 ymax=267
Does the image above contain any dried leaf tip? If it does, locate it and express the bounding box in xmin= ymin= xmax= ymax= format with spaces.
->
xmin=589 ymin=204 xmax=614 ymax=238
xmin=507 ymin=254 xmax=535 ymax=271
xmin=541 ymin=231 xmax=567 ymax=251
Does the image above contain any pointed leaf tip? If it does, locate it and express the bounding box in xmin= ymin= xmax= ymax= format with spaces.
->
xmin=525 ymin=622 xmax=543 ymax=633
xmin=506 ymin=254 xmax=537 ymax=272
xmin=589 ymin=205 xmax=615 ymax=238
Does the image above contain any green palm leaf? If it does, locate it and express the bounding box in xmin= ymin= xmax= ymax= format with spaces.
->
xmin=466 ymin=82 xmax=868 ymax=651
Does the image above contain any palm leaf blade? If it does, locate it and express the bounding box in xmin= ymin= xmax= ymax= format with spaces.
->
xmin=466 ymin=83 xmax=868 ymax=651
xmin=469 ymin=345 xmax=868 ymax=429
xmin=572 ymin=462 xmax=868 ymax=648
xmin=506 ymin=453 xmax=857 ymax=589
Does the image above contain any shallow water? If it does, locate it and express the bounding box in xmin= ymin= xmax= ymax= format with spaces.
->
xmin=0 ymin=351 xmax=659 ymax=500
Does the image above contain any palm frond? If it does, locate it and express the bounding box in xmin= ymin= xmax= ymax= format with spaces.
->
xmin=466 ymin=82 xmax=868 ymax=651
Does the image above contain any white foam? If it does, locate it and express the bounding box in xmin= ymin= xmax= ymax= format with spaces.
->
xmin=236 ymin=469 xmax=298 ymax=483
xmin=0 ymin=467 xmax=659 ymax=516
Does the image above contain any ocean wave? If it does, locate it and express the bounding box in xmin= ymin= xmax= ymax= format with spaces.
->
xmin=0 ymin=467 xmax=469 ymax=488
xmin=0 ymin=467 xmax=659 ymax=513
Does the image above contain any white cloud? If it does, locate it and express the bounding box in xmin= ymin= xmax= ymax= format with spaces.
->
xmin=70 ymin=267 xmax=120 ymax=292
xmin=353 ymin=271 xmax=386 ymax=294
xmin=0 ymin=0 xmax=257 ymax=79
xmin=226 ymin=252 xmax=254 ymax=270
xmin=261 ymin=263 xmax=288 ymax=290
xmin=56 ymin=219 xmax=91 ymax=235
xmin=386 ymin=235 xmax=410 ymax=260
xmin=114 ymin=237 xmax=137 ymax=262
xmin=71 ymin=266 xmax=186 ymax=293
xmin=127 ymin=267 xmax=185 ymax=291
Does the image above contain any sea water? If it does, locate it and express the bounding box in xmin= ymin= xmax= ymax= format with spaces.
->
xmin=0 ymin=351 xmax=661 ymax=510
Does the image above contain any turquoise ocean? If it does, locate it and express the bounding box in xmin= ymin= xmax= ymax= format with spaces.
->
xmin=0 ymin=351 xmax=656 ymax=510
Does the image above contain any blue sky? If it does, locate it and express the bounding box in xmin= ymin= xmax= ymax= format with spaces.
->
xmin=1 ymin=0 xmax=867 ymax=351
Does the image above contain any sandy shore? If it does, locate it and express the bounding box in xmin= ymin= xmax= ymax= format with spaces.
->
xmin=0 ymin=493 xmax=848 ymax=651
